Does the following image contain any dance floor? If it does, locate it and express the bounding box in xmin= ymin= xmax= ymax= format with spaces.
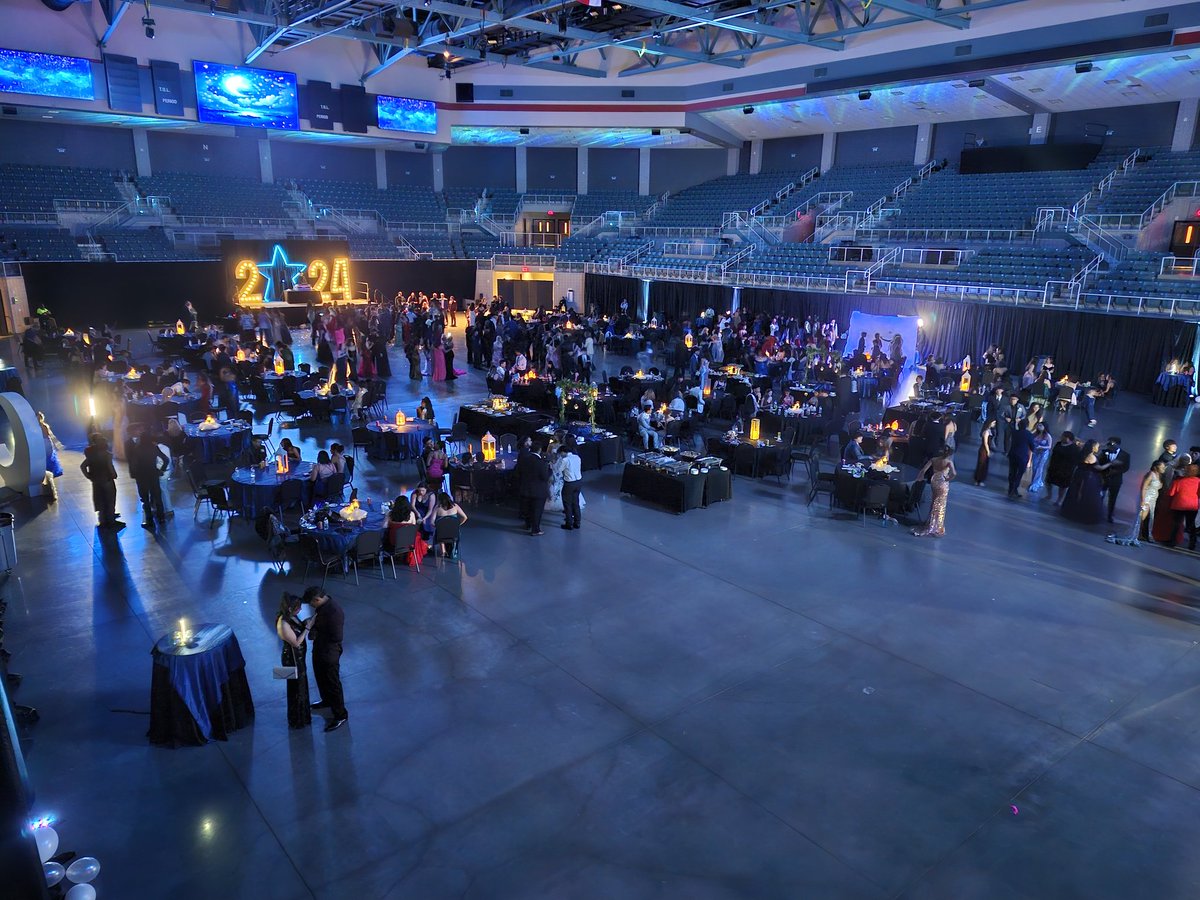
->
xmin=6 ymin=328 xmax=1200 ymax=899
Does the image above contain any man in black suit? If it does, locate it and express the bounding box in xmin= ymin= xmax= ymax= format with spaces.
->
xmin=126 ymin=426 xmax=169 ymax=529
xmin=517 ymin=440 xmax=551 ymax=535
xmin=1100 ymin=436 xmax=1131 ymax=524
xmin=304 ymin=586 xmax=348 ymax=732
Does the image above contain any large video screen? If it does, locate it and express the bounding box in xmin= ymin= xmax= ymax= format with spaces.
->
xmin=0 ymin=48 xmax=94 ymax=101
xmin=376 ymin=95 xmax=437 ymax=134
xmin=193 ymin=61 xmax=298 ymax=130
xmin=223 ymin=240 xmax=352 ymax=306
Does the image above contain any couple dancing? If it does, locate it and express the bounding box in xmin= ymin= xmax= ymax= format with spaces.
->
xmin=275 ymin=589 xmax=348 ymax=733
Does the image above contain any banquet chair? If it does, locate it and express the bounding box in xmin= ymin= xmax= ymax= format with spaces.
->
xmin=344 ymin=456 xmax=356 ymax=485
xmin=384 ymin=524 xmax=421 ymax=576
xmin=431 ymin=517 xmax=461 ymax=562
xmin=444 ymin=422 xmax=472 ymax=456
xmin=300 ymin=535 xmax=344 ymax=588
xmin=276 ymin=478 xmax=306 ymax=523
xmin=351 ymin=426 xmax=372 ymax=454
xmin=206 ymin=483 xmax=238 ymax=528
xmin=762 ymin=443 xmax=792 ymax=483
xmin=349 ymin=530 xmax=386 ymax=585
xmin=328 ymin=394 xmax=349 ymax=425
xmin=314 ymin=473 xmax=346 ymax=503
xmin=1053 ymin=385 xmax=1074 ymax=413
xmin=253 ymin=416 xmax=276 ymax=455
xmin=186 ymin=459 xmax=223 ymax=520
xmin=860 ymin=481 xmax=893 ymax=526
xmin=449 ymin=466 xmax=475 ymax=505
xmin=805 ymin=456 xmax=836 ymax=507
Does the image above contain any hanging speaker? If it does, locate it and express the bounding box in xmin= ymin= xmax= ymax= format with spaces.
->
xmin=455 ymin=82 xmax=475 ymax=103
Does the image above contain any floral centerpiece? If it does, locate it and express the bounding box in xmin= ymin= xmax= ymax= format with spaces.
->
xmin=556 ymin=379 xmax=599 ymax=425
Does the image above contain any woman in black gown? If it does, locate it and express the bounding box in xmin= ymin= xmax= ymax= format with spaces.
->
xmin=1047 ymin=430 xmax=1080 ymax=504
xmin=275 ymin=593 xmax=314 ymax=729
xmin=1061 ymin=439 xmax=1105 ymax=524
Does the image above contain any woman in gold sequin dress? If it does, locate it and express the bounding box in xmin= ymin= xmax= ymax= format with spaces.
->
xmin=913 ymin=451 xmax=956 ymax=537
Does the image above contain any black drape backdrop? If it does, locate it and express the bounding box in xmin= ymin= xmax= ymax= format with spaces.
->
xmin=585 ymin=274 xmax=641 ymax=318
xmin=584 ymin=274 xmax=732 ymax=322
xmin=740 ymin=288 xmax=1196 ymax=394
xmin=19 ymin=259 xmax=478 ymax=328
xmin=650 ymin=280 xmax=731 ymax=324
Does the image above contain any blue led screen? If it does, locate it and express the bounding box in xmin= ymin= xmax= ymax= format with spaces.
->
xmin=0 ymin=48 xmax=94 ymax=101
xmin=376 ymin=95 xmax=437 ymax=134
xmin=193 ymin=60 xmax=298 ymax=130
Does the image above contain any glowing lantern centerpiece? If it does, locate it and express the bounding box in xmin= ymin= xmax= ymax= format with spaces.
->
xmin=395 ymin=410 xmax=407 ymax=426
xmin=273 ymin=354 xmax=285 ymax=376
xmin=491 ymin=396 xmax=507 ymax=411
xmin=175 ymin=320 xmax=185 ymax=335
xmin=636 ymin=369 xmax=644 ymax=378
xmin=236 ymin=348 xmax=247 ymax=362
xmin=64 ymin=328 xmax=75 ymax=336
xmin=1167 ymin=360 xmax=1180 ymax=374
xmin=684 ymin=333 xmax=693 ymax=349
xmin=203 ymin=414 xmax=217 ymax=426
xmin=82 ymin=332 xmax=91 ymax=345
xmin=749 ymin=417 xmax=761 ymax=442
xmin=126 ymin=366 xmax=139 ymax=379
xmin=481 ymin=431 xmax=497 ymax=462
xmin=275 ymin=451 xmax=289 ymax=474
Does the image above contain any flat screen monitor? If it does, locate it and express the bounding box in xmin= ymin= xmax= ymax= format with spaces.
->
xmin=0 ymin=48 xmax=94 ymax=101
xmin=376 ymin=94 xmax=437 ymax=134
xmin=193 ymin=60 xmax=298 ymax=130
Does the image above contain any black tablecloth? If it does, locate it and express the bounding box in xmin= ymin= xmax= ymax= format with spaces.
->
xmin=148 ymin=624 xmax=254 ymax=748
xmin=619 ymin=463 xmax=730 ymax=512
xmin=1152 ymin=373 xmax=1192 ymax=407
xmin=458 ymin=406 xmax=550 ymax=440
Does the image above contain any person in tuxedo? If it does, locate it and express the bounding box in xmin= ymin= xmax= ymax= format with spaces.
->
xmin=126 ymin=427 xmax=169 ymax=529
xmin=517 ymin=440 xmax=551 ymax=535
xmin=1006 ymin=419 xmax=1035 ymax=498
xmin=303 ymin=586 xmax=348 ymax=732
xmin=1099 ymin=436 xmax=1131 ymax=524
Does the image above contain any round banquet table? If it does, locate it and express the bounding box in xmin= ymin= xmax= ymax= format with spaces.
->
xmin=448 ymin=452 xmax=519 ymax=501
xmin=127 ymin=392 xmax=202 ymax=426
xmin=299 ymin=502 xmax=389 ymax=557
xmin=367 ymin=419 xmax=436 ymax=460
xmin=1152 ymin=372 xmax=1193 ymax=408
xmin=184 ymin=420 xmax=252 ymax=464
xmin=148 ymin=623 xmax=254 ymax=748
xmin=228 ymin=461 xmax=314 ymax=517
xmin=537 ymin=424 xmax=624 ymax=471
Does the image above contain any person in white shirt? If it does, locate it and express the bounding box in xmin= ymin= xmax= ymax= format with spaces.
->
xmin=687 ymin=385 xmax=706 ymax=414
xmin=637 ymin=404 xmax=661 ymax=449
xmin=556 ymin=445 xmax=583 ymax=529
xmin=668 ymin=391 xmax=687 ymax=417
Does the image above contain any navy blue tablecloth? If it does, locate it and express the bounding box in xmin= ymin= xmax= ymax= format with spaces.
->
xmin=127 ymin=392 xmax=202 ymax=426
xmin=185 ymin=422 xmax=251 ymax=463
xmin=229 ymin=461 xmax=315 ymax=517
xmin=300 ymin=503 xmax=388 ymax=556
xmin=149 ymin=623 xmax=254 ymax=747
xmin=367 ymin=420 xmax=436 ymax=460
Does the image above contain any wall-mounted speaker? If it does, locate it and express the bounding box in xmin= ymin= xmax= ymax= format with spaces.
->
xmin=455 ymin=82 xmax=475 ymax=103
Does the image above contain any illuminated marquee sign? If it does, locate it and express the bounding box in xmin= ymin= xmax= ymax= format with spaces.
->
xmin=227 ymin=241 xmax=352 ymax=305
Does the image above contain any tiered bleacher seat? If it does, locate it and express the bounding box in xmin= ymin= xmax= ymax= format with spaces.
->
xmin=0 ymin=226 xmax=82 ymax=261
xmin=444 ymin=188 xmax=521 ymax=220
xmin=96 ymin=227 xmax=179 ymax=261
xmin=346 ymin=234 xmax=405 ymax=259
xmin=1090 ymin=148 xmax=1200 ymax=218
xmin=650 ymin=173 xmax=799 ymax=226
xmin=885 ymin=245 xmax=1093 ymax=290
xmin=1092 ymin=250 xmax=1200 ymax=301
xmin=398 ymin=230 xmax=455 ymax=257
xmin=138 ymin=173 xmax=289 ymax=219
xmin=300 ymin=179 xmax=445 ymax=224
xmin=460 ymin=234 xmax=504 ymax=259
xmin=0 ymin=164 xmax=124 ymax=213
xmin=883 ymin=149 xmax=1127 ymax=231
xmin=734 ymin=243 xmax=850 ymax=279
xmin=777 ymin=164 xmax=919 ymax=217
xmin=571 ymin=191 xmax=653 ymax=222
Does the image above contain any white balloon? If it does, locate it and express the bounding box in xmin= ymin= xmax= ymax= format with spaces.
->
xmin=35 ymin=827 xmax=58 ymax=863
xmin=65 ymin=856 xmax=100 ymax=884
xmin=43 ymin=862 xmax=65 ymax=886
xmin=65 ymin=885 xmax=97 ymax=900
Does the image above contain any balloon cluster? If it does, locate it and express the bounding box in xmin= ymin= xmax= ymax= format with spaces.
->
xmin=35 ymin=826 xmax=102 ymax=898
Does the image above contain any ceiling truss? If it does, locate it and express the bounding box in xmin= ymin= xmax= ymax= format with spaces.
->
xmin=121 ymin=0 xmax=1033 ymax=80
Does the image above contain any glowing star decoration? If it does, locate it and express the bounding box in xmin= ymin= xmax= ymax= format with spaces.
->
xmin=255 ymin=244 xmax=306 ymax=304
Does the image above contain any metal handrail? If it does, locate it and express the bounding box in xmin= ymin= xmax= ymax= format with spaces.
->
xmin=53 ymin=198 xmax=126 ymax=212
xmin=0 ymin=211 xmax=59 ymax=224
xmin=895 ymin=247 xmax=969 ymax=267
xmin=1160 ymin=255 xmax=1200 ymax=277
xmin=1087 ymin=181 xmax=1200 ymax=231
xmin=1078 ymin=290 xmax=1200 ymax=318
xmin=857 ymin=226 xmax=1035 ymax=243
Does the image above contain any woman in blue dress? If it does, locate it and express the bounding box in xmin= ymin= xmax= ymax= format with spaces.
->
xmin=1027 ymin=421 xmax=1052 ymax=493
xmin=37 ymin=411 xmax=63 ymax=502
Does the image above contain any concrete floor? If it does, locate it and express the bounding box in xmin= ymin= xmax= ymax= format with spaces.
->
xmin=5 ymin=329 xmax=1200 ymax=899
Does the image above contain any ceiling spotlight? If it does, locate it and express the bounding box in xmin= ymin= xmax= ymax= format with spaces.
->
xmin=142 ymin=0 xmax=156 ymax=37
xmin=858 ymin=90 xmax=871 ymax=100
xmin=443 ymin=48 xmax=451 ymax=59
xmin=968 ymin=78 xmax=985 ymax=88
xmin=743 ymin=106 xmax=754 ymax=114
xmin=1075 ymin=61 xmax=1093 ymax=74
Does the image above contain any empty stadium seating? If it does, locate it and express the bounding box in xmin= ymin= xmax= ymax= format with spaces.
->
xmin=300 ymin=179 xmax=445 ymax=224
xmin=0 ymin=165 xmax=125 ymax=213
xmin=571 ymin=191 xmax=654 ymax=222
xmin=649 ymin=173 xmax=799 ymax=227
xmin=1091 ymin=250 xmax=1200 ymax=300
xmin=96 ymin=227 xmax=181 ymax=261
xmin=778 ymin=164 xmax=919 ymax=216
xmin=137 ymin=173 xmax=290 ymax=220
xmin=884 ymin=245 xmax=1093 ymax=290
xmin=1089 ymin=147 xmax=1200 ymax=218
xmin=734 ymin=243 xmax=853 ymax=279
xmin=0 ymin=226 xmax=82 ymax=261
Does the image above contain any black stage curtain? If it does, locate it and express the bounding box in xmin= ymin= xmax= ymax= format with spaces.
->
xmin=19 ymin=259 xmax=478 ymax=329
xmin=585 ymin=274 xmax=641 ymax=318
xmin=650 ymin=280 xmax=731 ymax=325
xmin=740 ymin=288 xmax=1196 ymax=394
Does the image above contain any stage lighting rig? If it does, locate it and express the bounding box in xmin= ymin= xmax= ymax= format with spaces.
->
xmin=142 ymin=0 xmax=156 ymax=37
